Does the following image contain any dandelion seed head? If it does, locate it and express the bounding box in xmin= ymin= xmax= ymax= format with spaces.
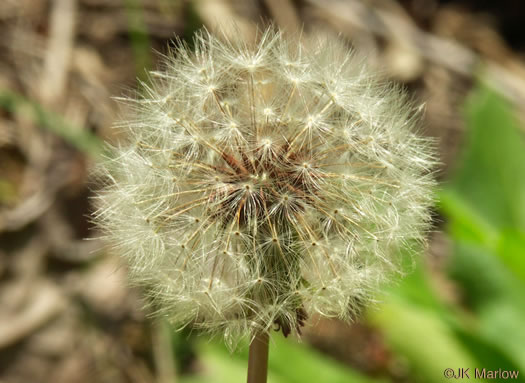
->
xmin=93 ymin=27 xmax=437 ymax=346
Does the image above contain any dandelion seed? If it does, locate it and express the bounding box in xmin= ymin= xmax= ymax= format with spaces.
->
xmin=92 ymin=27 xmax=436 ymax=354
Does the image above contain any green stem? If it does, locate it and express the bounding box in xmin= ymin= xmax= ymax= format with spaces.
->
xmin=247 ymin=331 xmax=269 ymax=383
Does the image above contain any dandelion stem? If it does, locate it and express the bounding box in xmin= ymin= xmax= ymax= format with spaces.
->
xmin=247 ymin=331 xmax=269 ymax=383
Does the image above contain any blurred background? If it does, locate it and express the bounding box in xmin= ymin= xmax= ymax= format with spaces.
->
xmin=1 ymin=0 xmax=525 ymax=382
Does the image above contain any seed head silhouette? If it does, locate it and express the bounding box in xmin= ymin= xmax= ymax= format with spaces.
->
xmin=93 ymin=28 xmax=437 ymax=347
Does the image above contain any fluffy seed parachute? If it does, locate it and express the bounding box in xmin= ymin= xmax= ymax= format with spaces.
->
xmin=93 ymin=28 xmax=436 ymax=347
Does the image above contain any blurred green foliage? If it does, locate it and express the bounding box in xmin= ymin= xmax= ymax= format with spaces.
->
xmin=179 ymin=335 xmax=386 ymax=383
xmin=175 ymin=86 xmax=525 ymax=382
xmin=123 ymin=0 xmax=152 ymax=81
xmin=0 ymin=89 xmax=102 ymax=156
